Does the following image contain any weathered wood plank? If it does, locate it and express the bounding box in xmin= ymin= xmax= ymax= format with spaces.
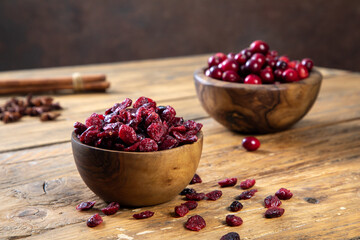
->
xmin=1 ymin=117 xmax=359 ymax=239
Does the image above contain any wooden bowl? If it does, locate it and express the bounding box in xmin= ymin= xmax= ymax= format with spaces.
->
xmin=194 ymin=68 xmax=322 ymax=133
xmin=71 ymin=131 xmax=203 ymax=207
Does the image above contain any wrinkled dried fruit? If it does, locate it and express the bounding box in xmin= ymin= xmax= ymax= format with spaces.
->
xmin=101 ymin=202 xmax=120 ymax=215
xmin=119 ymin=124 xmax=137 ymax=145
xmin=218 ymin=178 xmax=237 ymax=187
xmin=240 ymin=179 xmax=256 ymax=189
xmin=264 ymin=195 xmax=282 ymax=208
xmin=181 ymin=201 xmax=198 ymax=210
xmin=190 ymin=173 xmax=202 ymax=184
xmin=238 ymin=189 xmax=258 ymax=200
xmin=226 ymin=215 xmax=243 ymax=226
xmin=138 ymin=138 xmax=158 ymax=152
xmin=275 ymin=188 xmax=293 ymax=200
xmin=180 ymin=188 xmax=196 ymax=195
xmin=133 ymin=211 xmax=154 ymax=219
xmin=185 ymin=193 xmax=206 ymax=201
xmin=87 ymin=213 xmax=103 ymax=227
xmin=229 ymin=201 xmax=243 ymax=212
xmin=206 ymin=190 xmax=223 ymax=201
xmin=185 ymin=215 xmax=206 ymax=231
xmin=175 ymin=205 xmax=189 ymax=217
xmin=265 ymin=207 xmax=285 ymax=218
xmin=220 ymin=232 xmax=241 ymax=240
xmin=76 ymin=201 xmax=96 ymax=211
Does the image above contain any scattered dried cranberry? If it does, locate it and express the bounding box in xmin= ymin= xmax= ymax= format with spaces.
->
xmin=101 ymin=202 xmax=120 ymax=215
xmin=264 ymin=195 xmax=282 ymax=208
xmin=190 ymin=173 xmax=202 ymax=184
xmin=240 ymin=179 xmax=256 ymax=189
xmin=175 ymin=205 xmax=190 ymax=217
xmin=218 ymin=178 xmax=237 ymax=187
xmin=229 ymin=201 xmax=243 ymax=212
xmin=226 ymin=215 xmax=243 ymax=227
xmin=76 ymin=201 xmax=96 ymax=211
xmin=181 ymin=201 xmax=198 ymax=210
xmin=265 ymin=207 xmax=285 ymax=218
xmin=185 ymin=193 xmax=206 ymax=201
xmin=238 ymin=189 xmax=258 ymax=200
xmin=206 ymin=190 xmax=223 ymax=201
xmin=180 ymin=188 xmax=196 ymax=195
xmin=275 ymin=188 xmax=293 ymax=200
xmin=242 ymin=137 xmax=260 ymax=151
xmin=133 ymin=211 xmax=154 ymax=219
xmin=87 ymin=213 xmax=103 ymax=227
xmin=220 ymin=232 xmax=241 ymax=240
xmin=185 ymin=215 xmax=206 ymax=231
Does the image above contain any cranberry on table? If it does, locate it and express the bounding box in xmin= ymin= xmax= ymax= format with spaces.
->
xmin=282 ymin=68 xmax=299 ymax=82
xmin=242 ymin=136 xmax=260 ymax=151
xmin=180 ymin=188 xmax=196 ymax=195
xmin=240 ymin=179 xmax=256 ymax=189
xmin=229 ymin=201 xmax=243 ymax=212
xmin=218 ymin=177 xmax=237 ymax=187
xmin=76 ymin=201 xmax=96 ymax=211
xmin=264 ymin=195 xmax=282 ymax=208
xmin=133 ymin=211 xmax=154 ymax=219
xmin=226 ymin=215 xmax=243 ymax=226
xmin=244 ymin=74 xmax=262 ymax=85
xmin=265 ymin=207 xmax=285 ymax=218
xmin=87 ymin=213 xmax=103 ymax=227
xmin=181 ymin=201 xmax=198 ymax=210
xmin=186 ymin=192 xmax=206 ymax=201
xmin=301 ymin=58 xmax=314 ymax=71
xmin=175 ymin=204 xmax=189 ymax=217
xmin=223 ymin=70 xmax=241 ymax=82
xmin=206 ymin=190 xmax=223 ymax=201
xmin=101 ymin=202 xmax=120 ymax=215
xmin=220 ymin=232 xmax=241 ymax=240
xmin=238 ymin=189 xmax=258 ymax=200
xmin=249 ymin=40 xmax=269 ymax=54
xmin=275 ymin=188 xmax=293 ymax=200
xmin=190 ymin=173 xmax=202 ymax=184
xmin=185 ymin=215 xmax=206 ymax=231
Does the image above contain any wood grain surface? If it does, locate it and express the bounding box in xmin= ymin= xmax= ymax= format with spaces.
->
xmin=0 ymin=55 xmax=359 ymax=240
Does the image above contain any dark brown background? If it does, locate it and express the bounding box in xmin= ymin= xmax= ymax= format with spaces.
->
xmin=0 ymin=0 xmax=359 ymax=71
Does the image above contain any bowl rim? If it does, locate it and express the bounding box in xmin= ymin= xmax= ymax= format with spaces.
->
xmin=194 ymin=67 xmax=322 ymax=90
xmin=71 ymin=130 xmax=203 ymax=155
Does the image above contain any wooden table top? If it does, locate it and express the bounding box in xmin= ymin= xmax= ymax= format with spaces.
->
xmin=0 ymin=55 xmax=359 ymax=240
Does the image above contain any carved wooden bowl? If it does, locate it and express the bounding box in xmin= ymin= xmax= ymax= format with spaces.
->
xmin=71 ymin=131 xmax=203 ymax=207
xmin=194 ymin=68 xmax=322 ymax=133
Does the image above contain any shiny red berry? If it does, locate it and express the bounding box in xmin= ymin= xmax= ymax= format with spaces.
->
xmin=301 ymin=58 xmax=314 ymax=71
xmin=242 ymin=136 xmax=260 ymax=151
xmin=295 ymin=63 xmax=309 ymax=79
xmin=240 ymin=48 xmax=253 ymax=59
xmin=245 ymin=59 xmax=262 ymax=73
xmin=251 ymin=53 xmax=266 ymax=66
xmin=219 ymin=59 xmax=239 ymax=72
xmin=234 ymin=53 xmax=247 ymax=65
xmin=244 ymin=74 xmax=262 ymax=85
xmin=282 ymin=68 xmax=299 ymax=82
xmin=222 ymin=70 xmax=241 ymax=82
xmin=249 ymin=40 xmax=269 ymax=54
xmin=208 ymin=66 xmax=223 ymax=80
xmin=259 ymin=67 xmax=275 ymax=83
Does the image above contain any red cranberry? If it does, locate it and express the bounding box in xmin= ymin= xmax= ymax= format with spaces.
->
xmin=278 ymin=56 xmax=290 ymax=63
xmin=185 ymin=215 xmax=206 ymax=231
xmin=275 ymin=188 xmax=293 ymax=200
xmin=133 ymin=211 xmax=154 ymax=219
xmin=218 ymin=178 xmax=237 ymax=187
xmin=267 ymin=58 xmax=277 ymax=69
xmin=240 ymin=48 xmax=253 ymax=59
xmin=227 ymin=52 xmax=236 ymax=60
xmin=229 ymin=201 xmax=243 ymax=212
xmin=259 ymin=67 xmax=275 ymax=84
xmin=181 ymin=201 xmax=198 ymax=210
xmin=234 ymin=53 xmax=247 ymax=65
xmin=276 ymin=60 xmax=288 ymax=70
xmin=265 ymin=207 xmax=285 ymax=218
xmin=190 ymin=173 xmax=202 ymax=184
xmin=101 ymin=202 xmax=120 ymax=215
xmin=242 ymin=136 xmax=260 ymax=151
xmin=239 ymin=64 xmax=249 ymax=77
xmin=301 ymin=58 xmax=314 ymax=71
xmin=238 ymin=189 xmax=258 ymax=200
xmin=208 ymin=66 xmax=223 ymax=80
xmin=87 ymin=213 xmax=103 ymax=227
xmin=251 ymin=53 xmax=266 ymax=66
xmin=264 ymin=195 xmax=282 ymax=208
xmin=244 ymin=74 xmax=262 ymax=84
xmin=245 ymin=59 xmax=262 ymax=73
xmin=269 ymin=50 xmax=278 ymax=57
xmin=220 ymin=232 xmax=240 ymax=240
xmin=249 ymin=40 xmax=269 ymax=54
xmin=222 ymin=70 xmax=241 ymax=82
xmin=175 ymin=204 xmax=189 ymax=217
xmin=295 ymin=63 xmax=309 ymax=79
xmin=208 ymin=53 xmax=227 ymax=67
xmin=282 ymin=68 xmax=299 ymax=82
xmin=206 ymin=190 xmax=223 ymax=201
xmin=219 ymin=59 xmax=239 ymax=72
xmin=76 ymin=201 xmax=96 ymax=211
xmin=226 ymin=214 xmax=243 ymax=226
xmin=240 ymin=179 xmax=256 ymax=189
xmin=274 ymin=69 xmax=284 ymax=81
xmin=288 ymin=60 xmax=299 ymax=69
xmin=180 ymin=188 xmax=196 ymax=195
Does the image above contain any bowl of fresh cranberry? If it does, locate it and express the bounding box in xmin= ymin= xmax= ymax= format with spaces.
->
xmin=194 ymin=40 xmax=322 ymax=134
xmin=71 ymin=97 xmax=203 ymax=207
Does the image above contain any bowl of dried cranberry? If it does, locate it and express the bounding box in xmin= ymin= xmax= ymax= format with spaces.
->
xmin=194 ymin=40 xmax=322 ymax=134
xmin=71 ymin=97 xmax=203 ymax=207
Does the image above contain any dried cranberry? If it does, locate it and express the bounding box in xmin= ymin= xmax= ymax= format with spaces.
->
xmin=124 ymin=142 xmax=140 ymax=152
xmin=158 ymin=135 xmax=178 ymax=150
xmin=133 ymin=96 xmax=156 ymax=109
xmin=175 ymin=205 xmax=189 ymax=217
xmin=160 ymin=105 xmax=176 ymax=122
xmin=229 ymin=201 xmax=243 ymax=212
xmin=238 ymin=189 xmax=258 ymax=200
xmin=87 ymin=213 xmax=103 ymax=227
xmin=133 ymin=211 xmax=154 ymax=219
xmin=181 ymin=201 xmax=198 ymax=210
xmin=76 ymin=201 xmax=96 ymax=211
xmin=265 ymin=207 xmax=285 ymax=218
xmin=139 ymin=138 xmax=158 ymax=152
xmin=118 ymin=124 xmax=137 ymax=145
xmin=206 ymin=190 xmax=223 ymax=201
xmin=218 ymin=178 xmax=237 ymax=187
xmin=79 ymin=126 xmax=100 ymax=145
xmin=173 ymin=131 xmax=198 ymax=144
xmin=74 ymin=121 xmax=87 ymax=135
xmin=240 ymin=179 xmax=256 ymax=189
xmin=226 ymin=215 xmax=243 ymax=226
xmin=180 ymin=188 xmax=196 ymax=195
xmin=220 ymin=232 xmax=240 ymax=240
xmin=147 ymin=122 xmax=167 ymax=142
xmin=185 ymin=193 xmax=206 ymax=201
xmin=264 ymin=195 xmax=282 ymax=208
xmin=275 ymin=188 xmax=293 ymax=200
xmin=145 ymin=112 xmax=161 ymax=126
xmin=190 ymin=173 xmax=202 ymax=184
xmin=105 ymin=98 xmax=132 ymax=115
xmin=85 ymin=113 xmax=104 ymax=128
xmin=101 ymin=202 xmax=120 ymax=215
xmin=185 ymin=215 xmax=206 ymax=231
